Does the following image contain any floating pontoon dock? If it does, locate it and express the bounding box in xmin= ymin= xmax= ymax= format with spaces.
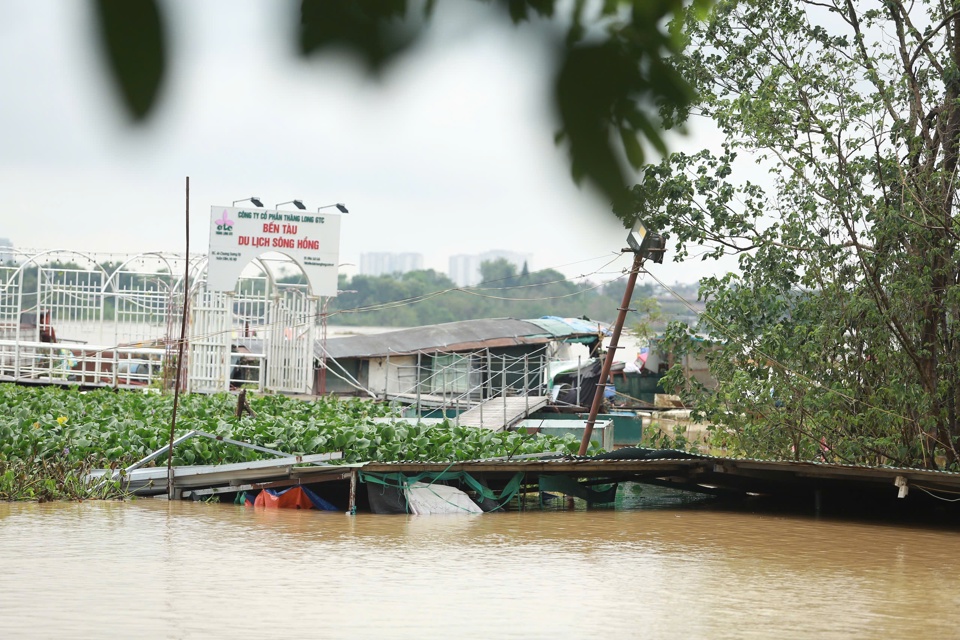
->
xmin=102 ymin=447 xmax=960 ymax=513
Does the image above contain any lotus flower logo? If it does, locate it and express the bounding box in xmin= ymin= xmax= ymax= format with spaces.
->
xmin=215 ymin=210 xmax=234 ymax=235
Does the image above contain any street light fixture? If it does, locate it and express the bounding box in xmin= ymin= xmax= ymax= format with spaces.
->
xmin=626 ymin=218 xmax=666 ymax=264
xmin=318 ymin=203 xmax=349 ymax=214
xmin=276 ymin=200 xmax=306 ymax=210
xmin=232 ymin=197 xmax=264 ymax=207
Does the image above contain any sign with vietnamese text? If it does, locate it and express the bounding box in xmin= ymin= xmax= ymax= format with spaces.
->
xmin=207 ymin=206 xmax=341 ymax=295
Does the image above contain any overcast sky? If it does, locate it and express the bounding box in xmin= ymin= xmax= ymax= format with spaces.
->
xmin=0 ymin=1 xmax=736 ymax=288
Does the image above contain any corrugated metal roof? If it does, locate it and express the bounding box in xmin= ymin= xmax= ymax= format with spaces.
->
xmin=318 ymin=317 xmax=602 ymax=360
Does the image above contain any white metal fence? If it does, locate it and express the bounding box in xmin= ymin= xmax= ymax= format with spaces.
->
xmin=0 ymin=249 xmax=318 ymax=394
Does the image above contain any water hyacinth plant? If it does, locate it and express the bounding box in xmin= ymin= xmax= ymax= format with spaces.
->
xmin=0 ymin=385 xmax=594 ymax=500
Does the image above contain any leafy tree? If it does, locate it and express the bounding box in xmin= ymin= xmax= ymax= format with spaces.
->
xmin=479 ymin=258 xmax=519 ymax=287
xmin=90 ymin=0 xmax=709 ymax=210
xmin=629 ymin=0 xmax=960 ymax=467
xmin=630 ymin=298 xmax=663 ymax=344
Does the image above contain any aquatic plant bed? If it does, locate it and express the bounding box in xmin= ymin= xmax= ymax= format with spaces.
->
xmin=0 ymin=385 xmax=587 ymax=500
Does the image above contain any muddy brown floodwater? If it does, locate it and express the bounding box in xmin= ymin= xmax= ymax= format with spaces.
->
xmin=1 ymin=499 xmax=959 ymax=639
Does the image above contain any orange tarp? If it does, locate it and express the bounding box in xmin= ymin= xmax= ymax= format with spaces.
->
xmin=252 ymin=486 xmax=315 ymax=509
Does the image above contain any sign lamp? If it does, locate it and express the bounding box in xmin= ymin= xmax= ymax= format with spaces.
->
xmin=232 ymin=197 xmax=264 ymax=207
xmin=318 ymin=203 xmax=349 ymax=214
xmin=276 ymin=200 xmax=306 ymax=210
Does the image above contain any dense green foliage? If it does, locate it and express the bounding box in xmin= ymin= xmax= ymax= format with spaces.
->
xmin=0 ymin=385 xmax=595 ymax=500
xmin=631 ymin=0 xmax=960 ymax=468
xmin=0 ymin=456 xmax=123 ymax=502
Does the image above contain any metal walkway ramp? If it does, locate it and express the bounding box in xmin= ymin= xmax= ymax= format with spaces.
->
xmin=457 ymin=395 xmax=549 ymax=430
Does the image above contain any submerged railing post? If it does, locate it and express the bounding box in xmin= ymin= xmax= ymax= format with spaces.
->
xmin=479 ymin=363 xmax=484 ymax=427
xmin=445 ymin=363 xmax=453 ymax=425
xmin=540 ymin=350 xmax=546 ymax=396
xmin=348 ymin=469 xmax=357 ymax=516
xmin=502 ymin=355 xmax=507 ymax=417
xmin=524 ymin=354 xmax=529 ymax=414
xmin=486 ymin=348 xmax=492 ymax=398
xmin=416 ymin=351 xmax=422 ymax=417
xmin=576 ymin=355 xmax=582 ymax=407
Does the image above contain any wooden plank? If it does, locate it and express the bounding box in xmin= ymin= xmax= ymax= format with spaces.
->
xmin=348 ymin=468 xmax=357 ymax=515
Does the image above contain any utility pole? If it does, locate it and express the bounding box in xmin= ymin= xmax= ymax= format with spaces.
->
xmin=578 ymin=219 xmax=665 ymax=456
xmin=578 ymin=252 xmax=644 ymax=455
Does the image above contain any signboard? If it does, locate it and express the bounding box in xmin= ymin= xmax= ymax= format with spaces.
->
xmin=207 ymin=206 xmax=341 ymax=295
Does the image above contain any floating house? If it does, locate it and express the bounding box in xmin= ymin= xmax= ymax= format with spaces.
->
xmin=315 ymin=317 xmax=608 ymax=413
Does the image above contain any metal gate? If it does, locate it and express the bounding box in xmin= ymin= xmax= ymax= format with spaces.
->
xmin=188 ymin=281 xmax=316 ymax=395
xmin=265 ymin=288 xmax=316 ymax=394
xmin=187 ymin=288 xmax=232 ymax=394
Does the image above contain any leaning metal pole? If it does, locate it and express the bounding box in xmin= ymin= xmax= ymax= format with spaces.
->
xmin=578 ymin=250 xmax=644 ymax=456
xmin=168 ymin=176 xmax=190 ymax=499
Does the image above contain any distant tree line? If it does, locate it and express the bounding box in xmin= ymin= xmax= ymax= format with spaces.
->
xmin=3 ymin=257 xmax=702 ymax=332
xmin=302 ymin=259 xmax=701 ymax=329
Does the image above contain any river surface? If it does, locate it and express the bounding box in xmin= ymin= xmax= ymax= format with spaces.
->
xmin=1 ymin=499 xmax=959 ymax=639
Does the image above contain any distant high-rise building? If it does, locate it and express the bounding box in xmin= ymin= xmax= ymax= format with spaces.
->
xmin=392 ymin=253 xmax=424 ymax=274
xmin=359 ymin=252 xmax=424 ymax=277
xmin=448 ymin=250 xmax=532 ymax=287
xmin=448 ymin=254 xmax=481 ymax=287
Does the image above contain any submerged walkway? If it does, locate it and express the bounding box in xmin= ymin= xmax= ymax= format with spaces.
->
xmin=456 ymin=396 xmax=549 ymax=430
xmin=359 ymin=453 xmax=960 ymax=503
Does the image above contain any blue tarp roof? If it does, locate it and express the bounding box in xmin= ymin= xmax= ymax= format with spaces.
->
xmin=531 ymin=316 xmax=612 ymax=337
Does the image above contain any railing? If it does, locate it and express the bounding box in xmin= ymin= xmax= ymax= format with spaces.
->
xmin=384 ymin=347 xmax=556 ymax=425
xmin=0 ymin=339 xmax=167 ymax=389
xmin=0 ymin=338 xmax=268 ymax=393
